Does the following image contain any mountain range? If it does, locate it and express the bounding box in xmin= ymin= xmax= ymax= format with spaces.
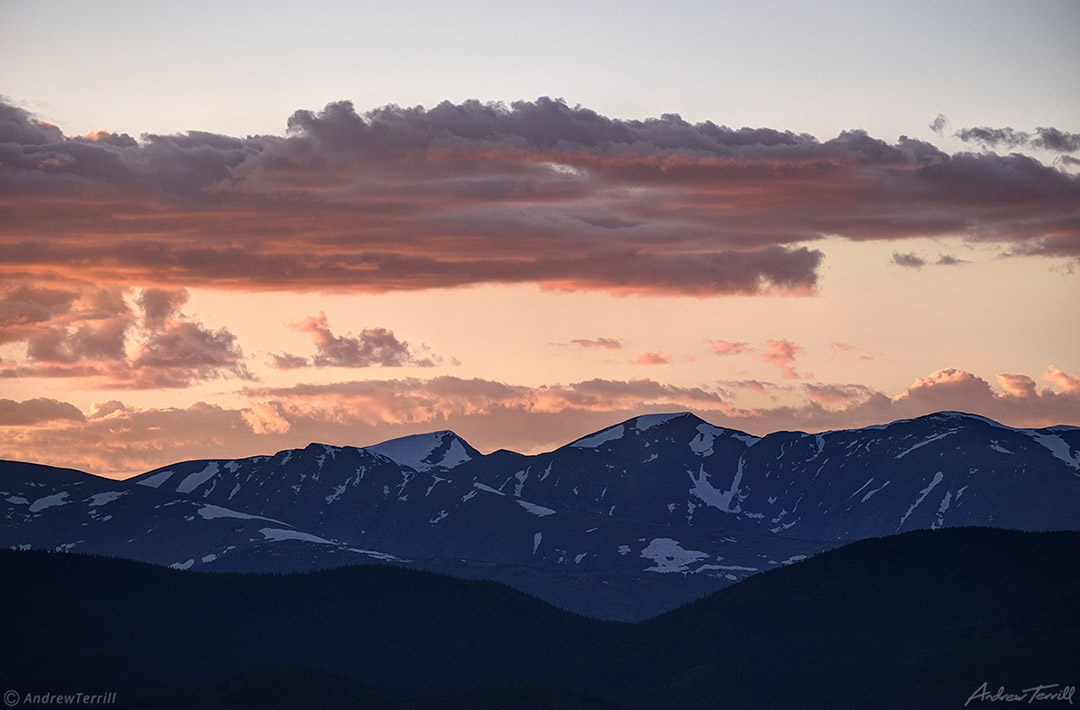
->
xmin=3 ymin=410 xmax=1079 ymax=620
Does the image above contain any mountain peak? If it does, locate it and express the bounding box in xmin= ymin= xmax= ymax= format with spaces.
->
xmin=367 ymin=430 xmax=478 ymax=471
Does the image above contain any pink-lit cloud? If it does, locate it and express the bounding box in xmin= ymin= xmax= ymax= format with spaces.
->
xmin=274 ymin=311 xmax=443 ymax=369
xmin=829 ymin=342 xmax=876 ymax=361
xmin=0 ymin=397 xmax=85 ymax=426
xmin=635 ymin=351 xmax=673 ymax=366
xmin=707 ymin=339 xmax=753 ymax=356
xmin=0 ymin=284 xmax=249 ymax=388
xmin=2 ymin=98 xmax=1077 ymax=298
xmin=760 ymin=339 xmax=805 ymax=379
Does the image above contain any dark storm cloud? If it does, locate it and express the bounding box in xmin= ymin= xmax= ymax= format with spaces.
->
xmin=2 ymin=98 xmax=1078 ymax=296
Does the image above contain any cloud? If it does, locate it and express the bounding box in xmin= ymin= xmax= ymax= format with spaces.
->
xmin=2 ymin=98 xmax=1078 ymax=296
xmin=0 ymin=397 xmax=85 ymax=426
xmin=760 ymin=339 xmax=804 ymax=379
xmin=955 ymin=125 xmax=1080 ymax=153
xmin=707 ymin=339 xmax=753 ymax=356
xmin=137 ymin=287 xmax=189 ymax=327
xmin=804 ymin=383 xmax=876 ymax=407
xmin=829 ymin=342 xmax=875 ymax=361
xmin=891 ymin=252 xmax=926 ymax=269
xmin=567 ymin=337 xmax=623 ymax=350
xmin=0 ymin=283 xmax=79 ymax=344
xmin=635 ymin=351 xmax=672 ymax=365
xmin=276 ymin=312 xmax=443 ymax=368
xmin=929 ymin=114 xmax=949 ymax=135
xmin=718 ymin=379 xmax=775 ymax=396
xmin=241 ymin=401 xmax=291 ymax=435
xmin=997 ymin=372 xmax=1037 ymax=399
xmin=0 ymin=284 xmax=249 ymax=388
xmin=1041 ymin=365 xmax=1080 ymax=394
xmin=128 ymin=320 xmax=250 ymax=388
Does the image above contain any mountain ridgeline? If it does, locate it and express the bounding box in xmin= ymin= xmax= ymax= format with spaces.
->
xmin=3 ymin=411 xmax=1079 ymax=620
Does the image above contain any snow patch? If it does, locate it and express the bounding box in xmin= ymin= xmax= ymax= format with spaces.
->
xmin=88 ymin=491 xmax=126 ymax=507
xmin=617 ymin=545 xmax=631 ymax=555
xmin=429 ymin=510 xmax=449 ymax=524
xmin=574 ymin=553 xmax=587 ymax=564
xmin=570 ymin=424 xmax=625 ymax=448
xmin=1026 ymin=432 xmax=1080 ymax=470
xmin=369 ymin=431 xmax=473 ymax=471
xmin=29 ymin=492 xmax=69 ymax=513
xmin=688 ymin=459 xmax=743 ymax=513
xmin=473 ymin=482 xmax=505 ymax=496
xmin=198 ymin=505 xmax=284 ymax=524
xmin=169 ymin=559 xmax=195 ymax=570
xmin=633 ymin=413 xmax=684 ymax=431
xmin=895 ymin=431 xmax=955 ymax=459
xmin=426 ymin=475 xmax=447 ymax=497
xmin=533 ymin=532 xmax=542 ymax=554
xmin=136 ymin=470 xmax=174 ymax=488
xmin=932 ymin=490 xmax=953 ymax=529
xmin=259 ymin=528 xmax=335 ymax=545
xmin=517 ymin=500 xmax=556 ymax=517
xmin=689 ymin=424 xmax=717 ymax=456
xmin=861 ymin=481 xmax=890 ymax=503
xmin=897 ymin=471 xmax=945 ymax=530
xmin=640 ymin=537 xmax=710 ymax=573
xmin=848 ymin=478 xmax=874 ymax=500
xmin=323 ymin=483 xmax=347 ymax=504
xmin=177 ymin=462 xmax=220 ymax=493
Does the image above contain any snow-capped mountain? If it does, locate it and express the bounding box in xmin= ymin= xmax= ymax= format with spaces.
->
xmin=3 ymin=411 xmax=1079 ymax=620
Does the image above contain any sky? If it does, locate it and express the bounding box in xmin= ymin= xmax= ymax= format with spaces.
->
xmin=1 ymin=0 xmax=1078 ymax=478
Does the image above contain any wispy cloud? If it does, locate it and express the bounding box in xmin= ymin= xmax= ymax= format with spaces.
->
xmin=567 ymin=337 xmax=623 ymax=350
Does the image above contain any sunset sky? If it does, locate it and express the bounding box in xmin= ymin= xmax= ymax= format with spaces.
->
xmin=2 ymin=0 xmax=1078 ymax=477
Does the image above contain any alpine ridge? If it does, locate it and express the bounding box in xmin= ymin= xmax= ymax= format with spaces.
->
xmin=3 ymin=410 xmax=1078 ymax=619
